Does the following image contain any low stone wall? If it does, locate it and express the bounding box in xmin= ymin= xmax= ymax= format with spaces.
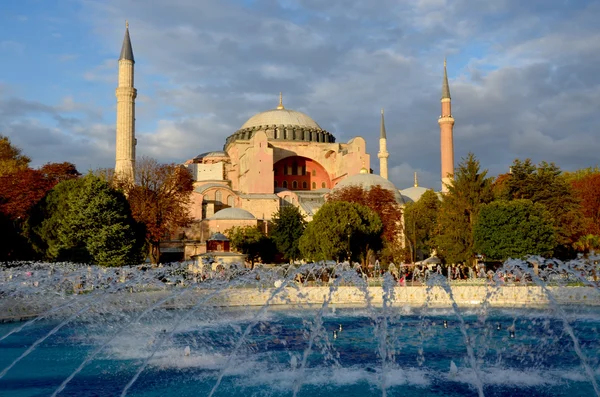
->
xmin=2 ymin=285 xmax=599 ymax=323
xmin=216 ymin=285 xmax=600 ymax=307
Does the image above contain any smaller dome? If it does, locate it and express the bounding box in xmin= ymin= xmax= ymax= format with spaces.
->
xmin=209 ymin=208 xmax=256 ymax=220
xmin=333 ymin=173 xmax=403 ymax=203
xmin=400 ymin=186 xmax=430 ymax=203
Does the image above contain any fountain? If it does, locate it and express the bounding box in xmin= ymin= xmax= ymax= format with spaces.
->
xmin=1 ymin=256 xmax=600 ymax=396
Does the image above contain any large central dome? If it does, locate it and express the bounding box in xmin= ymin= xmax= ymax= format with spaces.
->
xmin=224 ymin=94 xmax=336 ymax=146
xmin=240 ymin=108 xmax=321 ymax=130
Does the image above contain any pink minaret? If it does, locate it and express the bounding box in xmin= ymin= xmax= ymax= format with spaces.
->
xmin=438 ymin=59 xmax=454 ymax=193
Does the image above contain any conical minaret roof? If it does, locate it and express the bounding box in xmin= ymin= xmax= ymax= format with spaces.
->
xmin=119 ymin=21 xmax=135 ymax=62
xmin=442 ymin=58 xmax=450 ymax=99
xmin=380 ymin=108 xmax=387 ymax=139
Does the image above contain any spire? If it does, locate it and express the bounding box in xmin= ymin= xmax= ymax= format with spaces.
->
xmin=380 ymin=108 xmax=387 ymax=139
xmin=414 ymin=171 xmax=418 ymax=187
xmin=441 ymin=58 xmax=450 ymax=99
xmin=277 ymin=92 xmax=284 ymax=109
xmin=119 ymin=21 xmax=135 ymax=62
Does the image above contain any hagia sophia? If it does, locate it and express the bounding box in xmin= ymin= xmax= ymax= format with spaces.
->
xmin=113 ymin=24 xmax=455 ymax=260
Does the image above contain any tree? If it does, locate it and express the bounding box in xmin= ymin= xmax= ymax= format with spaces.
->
xmin=0 ymin=162 xmax=80 ymax=261
xmin=573 ymin=234 xmax=600 ymax=257
xmin=500 ymin=159 xmax=584 ymax=258
xmin=570 ymin=173 xmax=600 ymax=236
xmin=0 ymin=135 xmax=30 ymax=176
xmin=328 ymin=185 xmax=402 ymax=243
xmin=27 ymin=174 xmax=145 ymax=266
xmin=298 ymin=201 xmax=383 ymax=263
xmin=403 ymin=189 xmax=440 ymax=262
xmin=270 ymin=206 xmax=306 ymax=261
xmin=473 ymin=200 xmax=556 ymax=260
xmin=225 ymin=226 xmax=276 ymax=268
xmin=435 ymin=153 xmax=494 ymax=265
xmin=120 ymin=157 xmax=194 ymax=263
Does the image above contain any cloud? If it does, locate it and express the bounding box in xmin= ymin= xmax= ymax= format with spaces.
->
xmin=2 ymin=0 xmax=599 ymax=192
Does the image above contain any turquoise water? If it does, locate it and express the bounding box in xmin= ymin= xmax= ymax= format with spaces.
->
xmin=1 ymin=306 xmax=600 ymax=396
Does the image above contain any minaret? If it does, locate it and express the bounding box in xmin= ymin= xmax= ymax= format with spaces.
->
xmin=438 ymin=58 xmax=454 ymax=193
xmin=378 ymin=108 xmax=389 ymax=179
xmin=414 ymin=171 xmax=418 ymax=187
xmin=115 ymin=21 xmax=137 ymax=183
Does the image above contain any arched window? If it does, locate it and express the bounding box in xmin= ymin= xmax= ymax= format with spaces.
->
xmin=227 ymin=195 xmax=234 ymax=207
xmin=292 ymin=181 xmax=298 ymax=189
xmin=312 ymin=182 xmax=316 ymax=189
xmin=283 ymin=181 xmax=288 ymax=188
xmin=321 ymin=182 xmax=326 ymax=188
xmin=287 ymin=165 xmax=292 ymax=175
xmin=274 ymin=181 xmax=278 ymax=188
xmin=215 ymin=190 xmax=222 ymax=204
xmin=311 ymin=169 xmax=316 ymax=177
xmin=292 ymin=161 xmax=298 ymax=175
xmin=302 ymin=181 xmax=307 ymax=189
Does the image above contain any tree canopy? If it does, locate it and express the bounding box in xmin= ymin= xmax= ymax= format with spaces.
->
xmin=120 ymin=157 xmax=194 ymax=263
xmin=328 ymin=184 xmax=402 ymax=243
xmin=225 ymin=226 xmax=276 ymax=267
xmin=403 ymin=189 xmax=440 ymax=262
xmin=27 ymin=174 xmax=145 ymax=266
xmin=499 ymin=159 xmax=584 ymax=258
xmin=473 ymin=200 xmax=556 ymax=260
xmin=435 ymin=153 xmax=494 ymax=265
xmin=298 ymin=201 xmax=382 ymax=263
xmin=270 ymin=205 xmax=306 ymax=261
xmin=0 ymin=135 xmax=30 ymax=176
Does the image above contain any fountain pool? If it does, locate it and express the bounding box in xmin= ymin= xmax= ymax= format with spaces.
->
xmin=0 ymin=259 xmax=599 ymax=396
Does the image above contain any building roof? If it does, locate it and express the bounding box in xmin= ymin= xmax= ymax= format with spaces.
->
xmin=194 ymin=151 xmax=229 ymax=160
xmin=333 ymin=173 xmax=403 ymax=203
xmin=208 ymin=232 xmax=229 ymax=241
xmin=119 ymin=23 xmax=134 ymax=62
xmin=208 ymin=207 xmax=256 ymax=220
xmin=442 ymin=58 xmax=451 ymax=100
xmin=240 ymin=108 xmax=321 ymax=130
xmin=380 ymin=109 xmax=387 ymax=139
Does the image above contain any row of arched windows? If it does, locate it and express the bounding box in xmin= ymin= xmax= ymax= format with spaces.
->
xmin=274 ymin=181 xmax=326 ymax=189
xmin=273 ymin=162 xmax=317 ymax=177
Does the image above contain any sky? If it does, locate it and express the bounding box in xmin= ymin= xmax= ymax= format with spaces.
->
xmin=1 ymin=0 xmax=599 ymax=190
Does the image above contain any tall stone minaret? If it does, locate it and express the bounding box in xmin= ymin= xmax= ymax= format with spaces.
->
xmin=378 ymin=108 xmax=389 ymax=179
xmin=438 ymin=59 xmax=454 ymax=193
xmin=115 ymin=21 xmax=137 ymax=183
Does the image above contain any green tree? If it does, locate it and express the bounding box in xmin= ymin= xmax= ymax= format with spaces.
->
xmin=0 ymin=135 xmax=30 ymax=176
xmin=403 ymin=189 xmax=440 ymax=262
xmin=225 ymin=226 xmax=275 ymax=268
xmin=27 ymin=174 xmax=145 ymax=266
xmin=298 ymin=201 xmax=383 ymax=263
xmin=501 ymin=159 xmax=584 ymax=258
xmin=473 ymin=200 xmax=556 ymax=260
xmin=435 ymin=153 xmax=494 ymax=265
xmin=270 ymin=206 xmax=306 ymax=261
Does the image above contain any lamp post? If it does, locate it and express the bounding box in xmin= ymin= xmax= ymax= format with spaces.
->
xmin=347 ymin=222 xmax=351 ymax=263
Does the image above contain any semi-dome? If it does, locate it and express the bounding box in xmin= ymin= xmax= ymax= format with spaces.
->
xmin=208 ymin=207 xmax=256 ymax=220
xmin=333 ymin=173 xmax=404 ymax=203
xmin=240 ymin=108 xmax=321 ymax=130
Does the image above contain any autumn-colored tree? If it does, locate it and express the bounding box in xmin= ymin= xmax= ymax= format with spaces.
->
xmin=570 ymin=173 xmax=600 ymax=236
xmin=39 ymin=162 xmax=81 ymax=184
xmin=327 ymin=185 xmax=402 ymax=243
xmin=0 ymin=135 xmax=30 ymax=176
xmin=121 ymin=157 xmax=194 ymax=263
